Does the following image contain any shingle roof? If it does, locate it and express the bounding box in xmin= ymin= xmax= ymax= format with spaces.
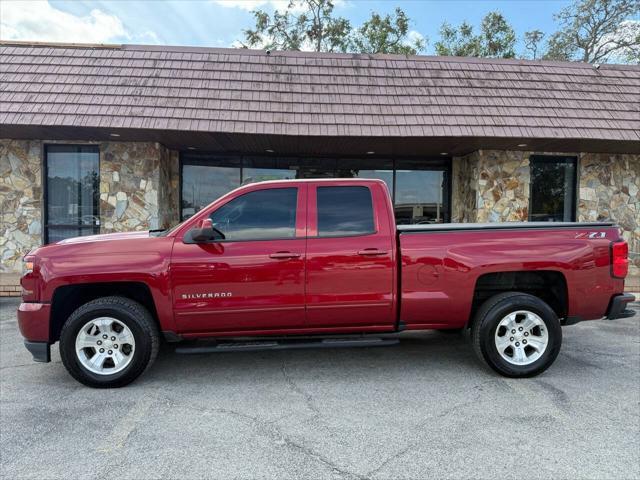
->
xmin=0 ymin=41 xmax=639 ymax=143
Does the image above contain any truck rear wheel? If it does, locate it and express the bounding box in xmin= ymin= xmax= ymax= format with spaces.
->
xmin=471 ymin=292 xmax=562 ymax=377
xmin=59 ymin=296 xmax=159 ymax=388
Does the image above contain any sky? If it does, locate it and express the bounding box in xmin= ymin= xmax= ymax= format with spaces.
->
xmin=1 ymin=0 xmax=576 ymax=55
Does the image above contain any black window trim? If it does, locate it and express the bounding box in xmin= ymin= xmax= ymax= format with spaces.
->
xmin=528 ymin=154 xmax=578 ymax=222
xmin=43 ymin=144 xmax=100 ymax=244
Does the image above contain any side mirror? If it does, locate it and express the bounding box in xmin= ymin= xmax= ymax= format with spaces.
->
xmin=190 ymin=219 xmax=224 ymax=243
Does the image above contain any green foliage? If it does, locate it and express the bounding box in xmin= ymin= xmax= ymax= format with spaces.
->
xmin=523 ymin=30 xmax=545 ymax=59
xmin=239 ymin=0 xmax=640 ymax=64
xmin=434 ymin=21 xmax=481 ymax=56
xmin=242 ymin=0 xmax=351 ymax=52
xmin=242 ymin=1 xmax=424 ymax=55
xmin=434 ymin=11 xmax=516 ymax=58
xmin=543 ymin=0 xmax=640 ymax=63
xmin=350 ymin=7 xmax=425 ymax=55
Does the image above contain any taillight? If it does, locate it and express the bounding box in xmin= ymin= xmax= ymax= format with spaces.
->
xmin=611 ymin=241 xmax=629 ymax=279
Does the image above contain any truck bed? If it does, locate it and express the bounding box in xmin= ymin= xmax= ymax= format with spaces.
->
xmin=397 ymin=221 xmax=623 ymax=329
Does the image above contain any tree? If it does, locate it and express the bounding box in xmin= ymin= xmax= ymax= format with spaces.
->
xmin=434 ymin=21 xmax=481 ymax=57
xmin=523 ymin=30 xmax=545 ymax=59
xmin=434 ymin=11 xmax=516 ymax=58
xmin=544 ymin=0 xmax=640 ymax=63
xmin=481 ymin=11 xmax=516 ymax=58
xmin=350 ymin=7 xmax=425 ymax=55
xmin=242 ymin=0 xmax=351 ymax=52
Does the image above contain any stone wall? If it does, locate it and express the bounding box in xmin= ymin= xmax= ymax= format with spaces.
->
xmin=0 ymin=139 xmax=42 ymax=290
xmin=474 ymin=150 xmax=530 ymax=223
xmin=1 ymin=140 xmax=180 ymax=285
xmin=578 ymin=153 xmax=640 ymax=284
xmin=158 ymin=147 xmax=180 ymax=229
xmin=99 ymin=142 xmax=162 ymax=232
xmin=451 ymin=152 xmax=478 ymax=223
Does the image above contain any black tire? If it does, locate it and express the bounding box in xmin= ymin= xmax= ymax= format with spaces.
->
xmin=471 ymin=292 xmax=562 ymax=378
xmin=59 ymin=296 xmax=159 ymax=388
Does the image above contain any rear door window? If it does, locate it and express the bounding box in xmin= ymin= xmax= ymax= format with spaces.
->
xmin=317 ymin=186 xmax=375 ymax=237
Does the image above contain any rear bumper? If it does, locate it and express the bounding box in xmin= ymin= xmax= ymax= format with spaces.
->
xmin=606 ymin=293 xmax=636 ymax=320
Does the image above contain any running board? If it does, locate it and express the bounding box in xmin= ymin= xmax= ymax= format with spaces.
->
xmin=175 ymin=337 xmax=399 ymax=354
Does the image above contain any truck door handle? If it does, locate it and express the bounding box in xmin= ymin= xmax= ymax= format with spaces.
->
xmin=357 ymin=249 xmax=388 ymax=256
xmin=269 ymin=251 xmax=301 ymax=259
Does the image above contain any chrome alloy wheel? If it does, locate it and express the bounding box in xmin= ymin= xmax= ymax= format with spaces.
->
xmin=75 ymin=317 xmax=135 ymax=375
xmin=494 ymin=310 xmax=549 ymax=366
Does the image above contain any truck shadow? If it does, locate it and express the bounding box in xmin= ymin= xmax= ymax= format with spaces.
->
xmin=145 ymin=331 xmax=488 ymax=384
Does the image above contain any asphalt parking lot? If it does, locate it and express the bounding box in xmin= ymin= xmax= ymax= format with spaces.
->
xmin=1 ymin=297 xmax=638 ymax=480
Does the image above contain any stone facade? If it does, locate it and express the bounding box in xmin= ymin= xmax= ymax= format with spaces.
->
xmin=0 ymin=140 xmax=180 ymax=285
xmin=0 ymin=141 xmax=638 ymax=293
xmin=451 ymin=152 xmax=478 ymax=223
xmin=158 ymin=148 xmax=180 ymax=229
xmin=0 ymin=139 xmax=42 ymax=291
xmin=577 ymin=153 xmax=640 ymax=284
xmin=100 ymin=142 xmax=162 ymax=232
xmin=452 ymin=150 xmax=530 ymax=223
xmin=474 ymin=150 xmax=531 ymax=223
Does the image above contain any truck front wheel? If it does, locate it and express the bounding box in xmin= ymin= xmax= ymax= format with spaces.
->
xmin=471 ymin=292 xmax=562 ymax=377
xmin=59 ymin=296 xmax=159 ymax=388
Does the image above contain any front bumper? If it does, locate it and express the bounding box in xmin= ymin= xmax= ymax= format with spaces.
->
xmin=18 ymin=303 xmax=52 ymax=363
xmin=606 ymin=293 xmax=636 ymax=320
xmin=24 ymin=341 xmax=51 ymax=363
xmin=17 ymin=302 xmax=51 ymax=341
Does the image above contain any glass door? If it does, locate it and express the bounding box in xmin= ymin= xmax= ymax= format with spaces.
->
xmin=45 ymin=145 xmax=100 ymax=243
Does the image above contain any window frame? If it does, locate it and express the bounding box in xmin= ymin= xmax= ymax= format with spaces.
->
xmin=43 ymin=144 xmax=100 ymax=244
xmin=528 ymin=155 xmax=578 ymax=222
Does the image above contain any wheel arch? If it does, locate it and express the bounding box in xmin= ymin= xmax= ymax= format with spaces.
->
xmin=50 ymin=282 xmax=160 ymax=343
xmin=467 ymin=270 xmax=568 ymax=328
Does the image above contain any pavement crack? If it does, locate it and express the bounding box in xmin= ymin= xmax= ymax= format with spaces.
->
xmin=0 ymin=361 xmax=61 ymax=370
xmin=366 ymin=396 xmax=478 ymax=478
xmin=280 ymin=360 xmax=321 ymax=417
xmin=96 ymin=394 xmax=156 ymax=454
xmin=176 ymin=402 xmax=364 ymax=479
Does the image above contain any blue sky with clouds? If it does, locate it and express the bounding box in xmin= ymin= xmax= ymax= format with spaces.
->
xmin=2 ymin=0 xmax=574 ymax=55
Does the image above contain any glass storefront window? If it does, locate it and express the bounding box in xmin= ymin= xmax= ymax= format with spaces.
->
xmin=395 ymin=159 xmax=448 ymax=224
xmin=45 ymin=145 xmax=100 ymax=243
xmin=337 ymin=159 xmax=394 ymax=199
xmin=180 ymin=154 xmax=450 ymax=223
xmin=181 ymin=157 xmax=240 ymax=219
xmin=529 ymin=156 xmax=577 ymax=222
xmin=241 ymin=156 xmax=295 ymax=185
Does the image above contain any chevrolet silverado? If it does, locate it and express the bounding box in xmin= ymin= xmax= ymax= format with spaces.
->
xmin=18 ymin=179 xmax=635 ymax=387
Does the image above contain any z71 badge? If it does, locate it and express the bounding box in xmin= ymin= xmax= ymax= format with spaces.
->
xmin=575 ymin=232 xmax=606 ymax=239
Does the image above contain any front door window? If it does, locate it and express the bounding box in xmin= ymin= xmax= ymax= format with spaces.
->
xmin=45 ymin=145 xmax=99 ymax=243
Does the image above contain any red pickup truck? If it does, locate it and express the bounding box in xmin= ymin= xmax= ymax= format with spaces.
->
xmin=18 ymin=179 xmax=635 ymax=387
